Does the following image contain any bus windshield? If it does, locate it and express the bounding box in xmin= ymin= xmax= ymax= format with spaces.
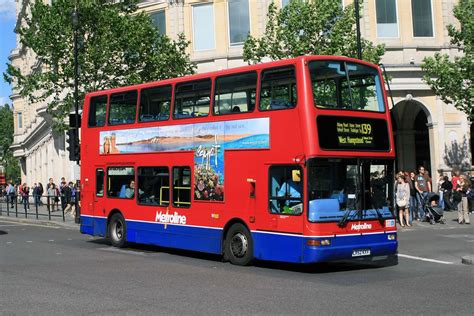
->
xmin=309 ymin=60 xmax=385 ymax=112
xmin=307 ymin=158 xmax=394 ymax=222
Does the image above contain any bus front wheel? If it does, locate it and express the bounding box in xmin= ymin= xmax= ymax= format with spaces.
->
xmin=225 ymin=223 xmax=254 ymax=266
xmin=108 ymin=213 xmax=127 ymax=248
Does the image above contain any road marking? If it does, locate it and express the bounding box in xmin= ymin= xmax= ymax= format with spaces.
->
xmin=99 ymin=247 xmax=147 ymax=256
xmin=0 ymin=220 xmax=60 ymax=229
xmin=26 ymin=241 xmax=32 ymax=243
xmin=48 ymin=240 xmax=55 ymax=242
xmin=0 ymin=224 xmax=22 ymax=227
xmin=6 ymin=241 xmax=12 ymax=244
xmin=398 ymin=253 xmax=454 ymax=265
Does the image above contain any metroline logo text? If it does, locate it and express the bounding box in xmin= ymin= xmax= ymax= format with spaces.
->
xmin=351 ymin=223 xmax=372 ymax=230
xmin=155 ymin=211 xmax=187 ymax=225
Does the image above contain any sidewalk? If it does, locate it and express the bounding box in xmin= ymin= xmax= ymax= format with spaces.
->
xmin=399 ymin=208 xmax=472 ymax=230
xmin=0 ymin=202 xmax=79 ymax=229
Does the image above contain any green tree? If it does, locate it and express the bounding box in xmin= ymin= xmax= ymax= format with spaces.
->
xmin=4 ymin=0 xmax=196 ymax=129
xmin=243 ymin=0 xmax=385 ymax=65
xmin=0 ymin=104 xmax=20 ymax=182
xmin=422 ymin=0 xmax=473 ymax=121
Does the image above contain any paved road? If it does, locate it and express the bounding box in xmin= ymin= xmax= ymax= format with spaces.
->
xmin=0 ymin=215 xmax=472 ymax=315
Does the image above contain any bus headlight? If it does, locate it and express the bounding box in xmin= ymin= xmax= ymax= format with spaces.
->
xmin=387 ymin=234 xmax=396 ymax=241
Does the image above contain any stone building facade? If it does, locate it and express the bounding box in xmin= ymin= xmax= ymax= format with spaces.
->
xmin=10 ymin=0 xmax=472 ymax=187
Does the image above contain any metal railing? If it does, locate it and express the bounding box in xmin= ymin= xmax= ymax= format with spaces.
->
xmin=0 ymin=194 xmax=79 ymax=222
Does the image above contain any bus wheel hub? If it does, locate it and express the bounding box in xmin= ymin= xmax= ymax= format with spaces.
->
xmin=231 ymin=233 xmax=248 ymax=258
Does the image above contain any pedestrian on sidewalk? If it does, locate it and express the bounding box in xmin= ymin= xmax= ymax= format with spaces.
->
xmin=441 ymin=175 xmax=454 ymax=211
xmin=6 ymin=182 xmax=15 ymax=209
xmin=34 ymin=182 xmax=44 ymax=207
xmin=59 ymin=177 xmax=67 ymax=212
xmin=19 ymin=183 xmax=30 ymax=212
xmin=415 ymin=166 xmax=431 ymax=221
xmin=408 ymin=171 xmax=417 ymax=222
xmin=47 ymin=182 xmax=58 ymax=212
xmin=62 ymin=182 xmax=72 ymax=215
xmin=396 ymin=174 xmax=411 ymax=227
xmin=456 ymin=175 xmax=471 ymax=224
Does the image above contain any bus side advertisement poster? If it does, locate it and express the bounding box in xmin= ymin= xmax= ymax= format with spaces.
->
xmin=316 ymin=116 xmax=390 ymax=151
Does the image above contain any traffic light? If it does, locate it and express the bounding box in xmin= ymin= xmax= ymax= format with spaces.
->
xmin=66 ymin=128 xmax=80 ymax=162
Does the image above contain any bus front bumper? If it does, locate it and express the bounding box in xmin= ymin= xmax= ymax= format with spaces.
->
xmin=302 ymin=232 xmax=398 ymax=263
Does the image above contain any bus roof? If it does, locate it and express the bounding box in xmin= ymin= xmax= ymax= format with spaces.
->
xmin=85 ymin=55 xmax=379 ymax=98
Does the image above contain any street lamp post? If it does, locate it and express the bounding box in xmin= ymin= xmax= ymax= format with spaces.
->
xmin=355 ymin=0 xmax=362 ymax=60
xmin=72 ymin=7 xmax=80 ymax=224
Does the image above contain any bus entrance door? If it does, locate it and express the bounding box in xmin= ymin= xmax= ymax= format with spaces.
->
xmin=93 ymin=167 xmax=106 ymax=234
xmin=268 ymin=165 xmax=304 ymax=234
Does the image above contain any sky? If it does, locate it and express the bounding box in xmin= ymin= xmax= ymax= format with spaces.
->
xmin=0 ymin=0 xmax=17 ymax=107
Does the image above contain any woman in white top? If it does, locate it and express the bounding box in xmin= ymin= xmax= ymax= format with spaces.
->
xmin=396 ymin=174 xmax=411 ymax=227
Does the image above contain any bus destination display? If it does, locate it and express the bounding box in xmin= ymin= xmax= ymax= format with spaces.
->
xmin=317 ymin=116 xmax=390 ymax=151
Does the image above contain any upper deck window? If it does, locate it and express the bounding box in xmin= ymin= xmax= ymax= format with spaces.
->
xmin=174 ymin=79 xmax=211 ymax=119
xmin=259 ymin=66 xmax=297 ymax=111
xmin=108 ymin=90 xmax=137 ymax=125
xmin=139 ymin=85 xmax=171 ymax=122
xmin=310 ymin=61 xmax=385 ymax=113
xmin=88 ymin=95 xmax=107 ymax=127
xmin=214 ymin=71 xmax=257 ymax=115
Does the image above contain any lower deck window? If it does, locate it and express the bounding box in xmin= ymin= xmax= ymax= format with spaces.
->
xmin=173 ymin=167 xmax=191 ymax=207
xmin=137 ymin=167 xmax=170 ymax=206
xmin=107 ymin=167 xmax=135 ymax=199
xmin=269 ymin=166 xmax=303 ymax=215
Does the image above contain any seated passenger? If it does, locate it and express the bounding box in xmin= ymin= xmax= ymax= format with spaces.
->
xmin=277 ymin=170 xmax=302 ymax=214
xmin=125 ymin=180 xmax=135 ymax=198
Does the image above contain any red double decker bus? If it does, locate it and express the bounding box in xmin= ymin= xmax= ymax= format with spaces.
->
xmin=80 ymin=55 xmax=397 ymax=265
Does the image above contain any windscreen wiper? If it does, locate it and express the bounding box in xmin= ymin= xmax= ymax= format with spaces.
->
xmin=337 ymin=209 xmax=353 ymax=227
xmin=373 ymin=207 xmax=385 ymax=226
xmin=338 ymin=193 xmax=359 ymax=227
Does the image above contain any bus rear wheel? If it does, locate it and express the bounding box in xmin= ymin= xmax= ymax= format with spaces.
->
xmin=225 ymin=223 xmax=254 ymax=266
xmin=108 ymin=213 xmax=127 ymax=248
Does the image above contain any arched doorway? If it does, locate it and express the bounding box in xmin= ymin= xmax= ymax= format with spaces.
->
xmin=391 ymin=99 xmax=432 ymax=173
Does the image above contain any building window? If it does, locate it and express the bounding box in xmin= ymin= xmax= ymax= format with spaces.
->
xmin=17 ymin=112 xmax=22 ymax=129
xmin=228 ymin=0 xmax=250 ymax=46
xmin=411 ymin=0 xmax=433 ymax=37
xmin=376 ymin=0 xmax=398 ymax=38
xmin=192 ymin=4 xmax=215 ymax=51
xmin=150 ymin=10 xmax=166 ymax=35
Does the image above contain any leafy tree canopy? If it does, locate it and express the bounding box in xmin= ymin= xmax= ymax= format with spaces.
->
xmin=0 ymin=104 xmax=20 ymax=182
xmin=4 ymin=0 xmax=196 ymax=129
xmin=422 ymin=0 xmax=473 ymax=121
xmin=243 ymin=0 xmax=385 ymax=65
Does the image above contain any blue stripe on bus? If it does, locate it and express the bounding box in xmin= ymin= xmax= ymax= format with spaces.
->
xmin=80 ymin=216 xmax=397 ymax=263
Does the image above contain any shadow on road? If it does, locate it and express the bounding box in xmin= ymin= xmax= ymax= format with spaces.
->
xmin=0 ymin=230 xmax=7 ymax=235
xmin=87 ymin=238 xmax=396 ymax=273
